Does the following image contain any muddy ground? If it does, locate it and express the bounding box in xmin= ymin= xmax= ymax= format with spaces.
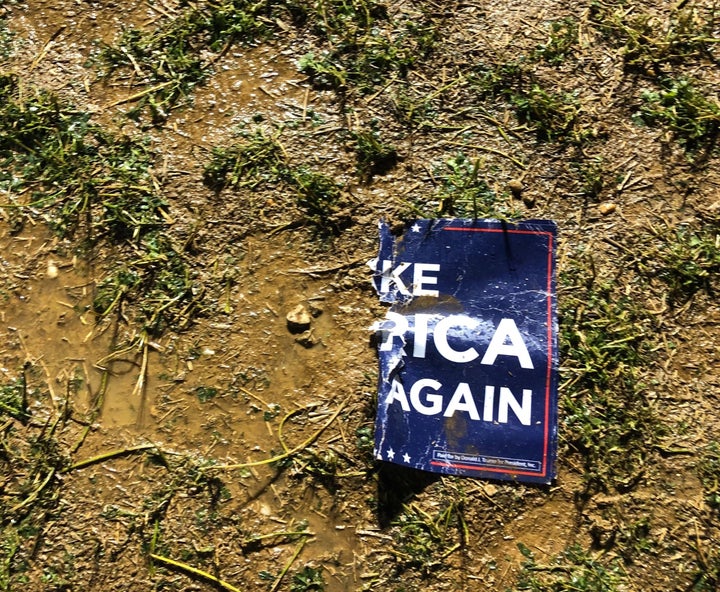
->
xmin=1 ymin=1 xmax=719 ymax=591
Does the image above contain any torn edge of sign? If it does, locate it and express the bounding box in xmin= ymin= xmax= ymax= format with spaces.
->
xmin=367 ymin=220 xmax=408 ymax=385
xmin=367 ymin=219 xmax=448 ymax=382
xmin=367 ymin=219 xmax=407 ymax=305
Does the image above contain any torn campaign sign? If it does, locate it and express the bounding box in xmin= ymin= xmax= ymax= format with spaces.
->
xmin=369 ymin=218 xmax=558 ymax=484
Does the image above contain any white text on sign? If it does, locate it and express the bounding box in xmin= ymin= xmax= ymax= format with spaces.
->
xmin=379 ymin=313 xmax=535 ymax=424
xmin=379 ymin=260 xmax=441 ymax=297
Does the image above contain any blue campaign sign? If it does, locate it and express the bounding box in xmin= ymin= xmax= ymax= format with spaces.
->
xmin=370 ymin=218 xmax=558 ymax=484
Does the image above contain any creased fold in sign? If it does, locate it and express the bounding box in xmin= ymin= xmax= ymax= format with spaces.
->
xmin=369 ymin=218 xmax=559 ymax=484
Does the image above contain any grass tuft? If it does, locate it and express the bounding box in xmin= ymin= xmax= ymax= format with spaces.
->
xmin=298 ymin=0 xmax=435 ymax=93
xmin=203 ymin=129 xmax=284 ymax=191
xmin=640 ymin=225 xmax=720 ymax=306
xmin=0 ymin=74 xmax=162 ymax=240
xmin=436 ymin=154 xmax=498 ymax=218
xmin=351 ymin=126 xmax=398 ymax=182
xmin=0 ymin=76 xmax=196 ymax=335
xmin=391 ymin=497 xmax=465 ymax=577
xmin=571 ymin=157 xmax=605 ymax=200
xmin=97 ymin=1 xmax=275 ymax=120
xmin=291 ymin=565 xmax=325 ymax=591
xmin=470 ymin=60 xmax=528 ymax=98
xmin=0 ymin=18 xmax=13 ymax=58
xmin=512 ymin=85 xmax=581 ymax=142
xmin=693 ymin=549 xmax=720 ymax=592
xmin=535 ymin=18 xmax=579 ymax=65
xmin=559 ymin=252 xmax=659 ymax=492
xmin=514 ymin=543 xmax=627 ymax=591
xmin=202 ymin=127 xmax=349 ymax=233
xmin=402 ymin=153 xmax=521 ymax=220
xmin=288 ymin=167 xmax=344 ymax=230
xmin=590 ymin=4 xmax=718 ymax=75
xmin=0 ymin=377 xmax=26 ymax=422
xmin=663 ymin=227 xmax=719 ymax=301
xmin=638 ymin=77 xmax=720 ymax=154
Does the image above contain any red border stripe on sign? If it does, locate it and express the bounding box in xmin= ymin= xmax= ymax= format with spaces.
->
xmin=427 ymin=226 xmax=555 ymax=479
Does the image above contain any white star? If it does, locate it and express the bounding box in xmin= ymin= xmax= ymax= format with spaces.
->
xmin=410 ymin=223 xmax=421 ymax=232
xmin=403 ymin=453 xmax=411 ymax=463
xmin=387 ymin=448 xmax=395 ymax=460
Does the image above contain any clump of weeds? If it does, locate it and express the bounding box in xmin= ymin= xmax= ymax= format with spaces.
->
xmin=1 ymin=526 xmax=21 ymax=591
xmin=298 ymin=0 xmax=436 ymax=93
xmin=0 ymin=17 xmax=13 ymax=58
xmin=614 ymin=516 xmax=655 ymax=561
xmin=1 ymin=370 xmax=69 ymax=557
xmin=692 ymin=548 xmax=720 ymax=592
xmin=298 ymin=51 xmax=349 ymax=89
xmin=288 ymin=167 xmax=346 ymax=232
xmin=468 ymin=48 xmax=597 ymax=148
xmin=203 ymin=127 xmax=349 ymax=234
xmin=512 ymin=85 xmax=582 ymax=142
xmin=470 ymin=60 xmax=529 ymax=98
xmin=388 ymin=82 xmax=440 ymax=127
xmin=0 ymin=75 xmax=196 ymax=340
xmin=559 ymin=252 xmax=660 ymax=493
xmin=291 ymin=565 xmax=325 ymax=592
xmin=391 ymin=498 xmax=466 ymax=577
xmin=637 ymin=77 xmax=720 ymax=155
xmin=351 ymin=126 xmax=398 ymax=182
xmin=97 ymin=1 xmax=276 ymax=120
xmin=514 ymin=543 xmax=627 ymax=591
xmin=203 ymin=129 xmax=285 ymax=191
xmin=535 ymin=17 xmax=579 ymax=65
xmin=416 ymin=153 xmax=518 ymax=219
xmin=590 ymin=5 xmax=718 ymax=76
xmin=0 ymin=74 xmax=161 ymax=239
xmin=355 ymin=425 xmax=375 ymax=464
xmin=94 ymin=212 xmax=196 ymax=339
xmin=644 ymin=225 xmax=720 ymax=306
xmin=135 ymin=232 xmax=197 ymax=335
xmin=287 ymin=447 xmax=341 ymax=491
xmin=0 ymin=376 xmax=27 ymax=422
xmin=571 ymin=156 xmax=606 ymax=200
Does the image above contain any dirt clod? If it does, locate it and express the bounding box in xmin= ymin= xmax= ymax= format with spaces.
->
xmin=508 ymin=178 xmax=524 ymax=198
xmin=286 ymin=303 xmax=312 ymax=333
xmin=598 ymin=201 xmax=617 ymax=215
xmin=295 ymin=329 xmax=319 ymax=348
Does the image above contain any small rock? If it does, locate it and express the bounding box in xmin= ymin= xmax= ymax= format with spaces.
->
xmin=286 ymin=304 xmax=312 ymax=333
xmin=46 ymin=260 xmax=59 ymax=279
xmin=508 ymin=179 xmax=523 ymax=198
xmin=522 ymin=194 xmax=536 ymax=208
xmin=295 ymin=329 xmax=319 ymax=348
xmin=598 ymin=202 xmax=616 ymax=215
xmin=308 ymin=302 xmax=324 ymax=318
xmin=589 ymin=516 xmax=616 ymax=548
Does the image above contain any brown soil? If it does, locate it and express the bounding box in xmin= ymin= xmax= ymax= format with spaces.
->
xmin=1 ymin=1 xmax=719 ymax=591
